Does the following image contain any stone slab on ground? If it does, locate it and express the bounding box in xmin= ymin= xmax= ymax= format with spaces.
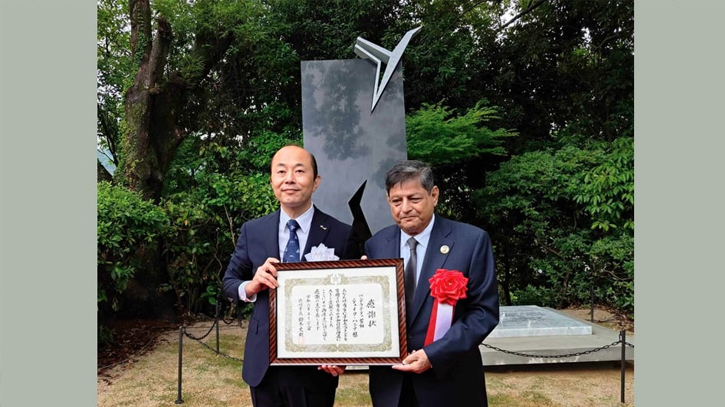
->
xmin=481 ymin=308 xmax=634 ymax=366
xmin=349 ymin=307 xmax=633 ymax=370
xmin=489 ymin=305 xmax=592 ymax=338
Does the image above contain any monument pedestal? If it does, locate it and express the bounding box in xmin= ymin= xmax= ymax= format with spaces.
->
xmin=347 ymin=306 xmax=634 ymax=369
xmin=481 ymin=306 xmax=634 ymax=366
xmin=489 ymin=305 xmax=592 ymax=338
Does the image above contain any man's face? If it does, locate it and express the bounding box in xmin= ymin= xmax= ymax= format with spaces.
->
xmin=270 ymin=146 xmax=320 ymax=215
xmin=387 ymin=178 xmax=439 ymax=236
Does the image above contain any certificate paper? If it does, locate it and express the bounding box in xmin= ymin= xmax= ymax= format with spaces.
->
xmin=269 ymin=259 xmax=407 ymax=365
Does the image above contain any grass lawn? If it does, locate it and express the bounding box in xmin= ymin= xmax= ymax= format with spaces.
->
xmin=98 ymin=311 xmax=633 ymax=407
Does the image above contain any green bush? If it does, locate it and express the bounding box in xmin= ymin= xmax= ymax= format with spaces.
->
xmin=475 ymin=137 xmax=633 ymax=314
xmin=160 ymin=170 xmax=277 ymax=314
xmin=511 ymin=285 xmax=561 ymax=308
xmin=97 ymin=182 xmax=170 ymax=313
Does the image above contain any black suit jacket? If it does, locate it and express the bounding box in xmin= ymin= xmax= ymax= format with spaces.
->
xmin=364 ymin=216 xmax=499 ymax=407
xmin=222 ymin=207 xmax=353 ymax=388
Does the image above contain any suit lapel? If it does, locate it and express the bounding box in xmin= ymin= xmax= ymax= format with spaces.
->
xmin=263 ymin=210 xmax=282 ymax=259
xmin=382 ymin=227 xmax=401 ymax=259
xmin=303 ymin=207 xmax=330 ymax=260
xmin=410 ymin=218 xmax=453 ymax=323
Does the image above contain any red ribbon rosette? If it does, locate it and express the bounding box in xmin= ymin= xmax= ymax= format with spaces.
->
xmin=429 ymin=269 xmax=469 ymax=305
xmin=424 ymin=269 xmax=468 ymax=346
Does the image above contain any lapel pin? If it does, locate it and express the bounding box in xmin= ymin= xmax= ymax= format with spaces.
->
xmin=440 ymin=245 xmax=450 ymax=254
xmin=320 ymin=225 xmax=328 ymax=231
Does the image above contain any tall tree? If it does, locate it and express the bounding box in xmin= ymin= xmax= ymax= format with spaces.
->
xmin=122 ymin=0 xmax=175 ymax=201
xmin=97 ymin=0 xmax=635 ymax=319
xmin=97 ymin=0 xmax=131 ymax=168
xmin=120 ymin=0 xmax=268 ymax=201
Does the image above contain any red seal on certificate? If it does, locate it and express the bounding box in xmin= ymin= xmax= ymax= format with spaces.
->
xmin=424 ymin=269 xmax=468 ymax=346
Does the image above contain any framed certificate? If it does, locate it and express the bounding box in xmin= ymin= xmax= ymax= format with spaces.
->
xmin=269 ymin=258 xmax=407 ymax=365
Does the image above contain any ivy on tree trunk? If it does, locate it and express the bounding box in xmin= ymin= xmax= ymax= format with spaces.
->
xmin=121 ymin=0 xmax=231 ymax=202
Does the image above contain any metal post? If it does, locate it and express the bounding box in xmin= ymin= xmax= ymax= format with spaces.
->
xmin=620 ymin=330 xmax=626 ymax=403
xmin=175 ymin=327 xmax=184 ymax=404
xmin=590 ymin=272 xmax=595 ymax=322
xmin=215 ymin=301 xmax=220 ymax=354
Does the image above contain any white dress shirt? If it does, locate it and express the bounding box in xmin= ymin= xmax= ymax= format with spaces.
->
xmin=399 ymin=214 xmax=436 ymax=286
xmin=238 ymin=205 xmax=316 ymax=302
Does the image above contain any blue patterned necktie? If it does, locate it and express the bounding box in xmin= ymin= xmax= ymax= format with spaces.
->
xmin=283 ymin=219 xmax=301 ymax=262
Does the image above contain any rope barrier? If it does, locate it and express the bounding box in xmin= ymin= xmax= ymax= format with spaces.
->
xmin=183 ymin=321 xmax=216 ymax=341
xmin=482 ymin=339 xmax=634 ymax=359
xmin=176 ymin=316 xmax=634 ymax=404
xmin=183 ymin=322 xmax=634 ymax=366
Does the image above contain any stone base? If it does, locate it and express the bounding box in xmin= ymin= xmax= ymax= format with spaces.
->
xmin=349 ymin=307 xmax=634 ymax=370
xmin=481 ymin=308 xmax=634 ymax=366
xmin=489 ymin=305 xmax=592 ymax=338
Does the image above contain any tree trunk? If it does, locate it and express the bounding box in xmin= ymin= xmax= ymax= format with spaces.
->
xmin=120 ymin=0 xmax=234 ymax=203
xmin=114 ymin=0 xmax=236 ymax=319
xmin=97 ymin=160 xmax=113 ymax=183
xmin=121 ymin=0 xmax=181 ymax=203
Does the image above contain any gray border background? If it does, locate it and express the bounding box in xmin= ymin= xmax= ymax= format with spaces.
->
xmin=1 ymin=0 xmax=97 ymax=405
xmin=1 ymin=1 xmax=723 ymax=406
xmin=635 ymin=1 xmax=724 ymax=405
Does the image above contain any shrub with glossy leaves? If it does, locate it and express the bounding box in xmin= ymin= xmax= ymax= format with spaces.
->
xmin=97 ymin=182 xmax=170 ymax=313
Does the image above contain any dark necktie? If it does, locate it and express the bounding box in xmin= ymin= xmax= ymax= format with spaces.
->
xmin=283 ymin=219 xmax=301 ymax=262
xmin=405 ymin=237 xmax=418 ymax=320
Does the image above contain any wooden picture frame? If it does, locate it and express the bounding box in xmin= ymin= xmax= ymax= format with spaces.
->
xmin=269 ymin=258 xmax=407 ymax=365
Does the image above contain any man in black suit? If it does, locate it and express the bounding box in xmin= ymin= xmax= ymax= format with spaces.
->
xmin=223 ymin=145 xmax=352 ymax=407
xmin=364 ymin=160 xmax=500 ymax=407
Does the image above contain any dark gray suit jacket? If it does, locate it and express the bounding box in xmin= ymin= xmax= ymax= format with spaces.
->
xmin=364 ymin=216 xmax=499 ymax=407
xmin=222 ymin=207 xmax=353 ymax=388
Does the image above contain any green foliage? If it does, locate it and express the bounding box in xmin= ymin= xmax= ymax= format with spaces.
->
xmin=488 ymin=0 xmax=634 ymax=149
xmin=158 ymin=133 xmax=279 ymax=314
xmin=475 ymin=137 xmax=633 ymax=313
xmin=99 ymin=130 xmax=280 ymax=319
xmin=200 ymin=284 xmax=220 ymax=306
xmin=406 ymin=100 xmax=516 ymax=166
xmin=96 ymin=0 xmax=635 ymax=330
xmin=511 ymin=285 xmax=561 ymax=308
xmin=573 ymin=137 xmax=634 ymax=231
xmin=237 ymin=131 xmax=300 ymax=174
xmin=590 ymin=234 xmax=634 ymax=313
xmin=97 ymin=182 xmax=170 ymax=312
xmin=159 ymin=169 xmax=277 ymax=315
xmin=97 ymin=0 xmax=132 ymax=164
xmin=159 ymin=197 xmax=217 ymax=313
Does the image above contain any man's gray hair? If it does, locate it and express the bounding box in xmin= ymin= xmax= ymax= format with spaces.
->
xmin=384 ymin=160 xmax=435 ymax=194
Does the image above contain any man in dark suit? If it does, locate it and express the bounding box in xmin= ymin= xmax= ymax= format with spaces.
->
xmin=364 ymin=160 xmax=500 ymax=407
xmin=223 ymin=145 xmax=352 ymax=407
